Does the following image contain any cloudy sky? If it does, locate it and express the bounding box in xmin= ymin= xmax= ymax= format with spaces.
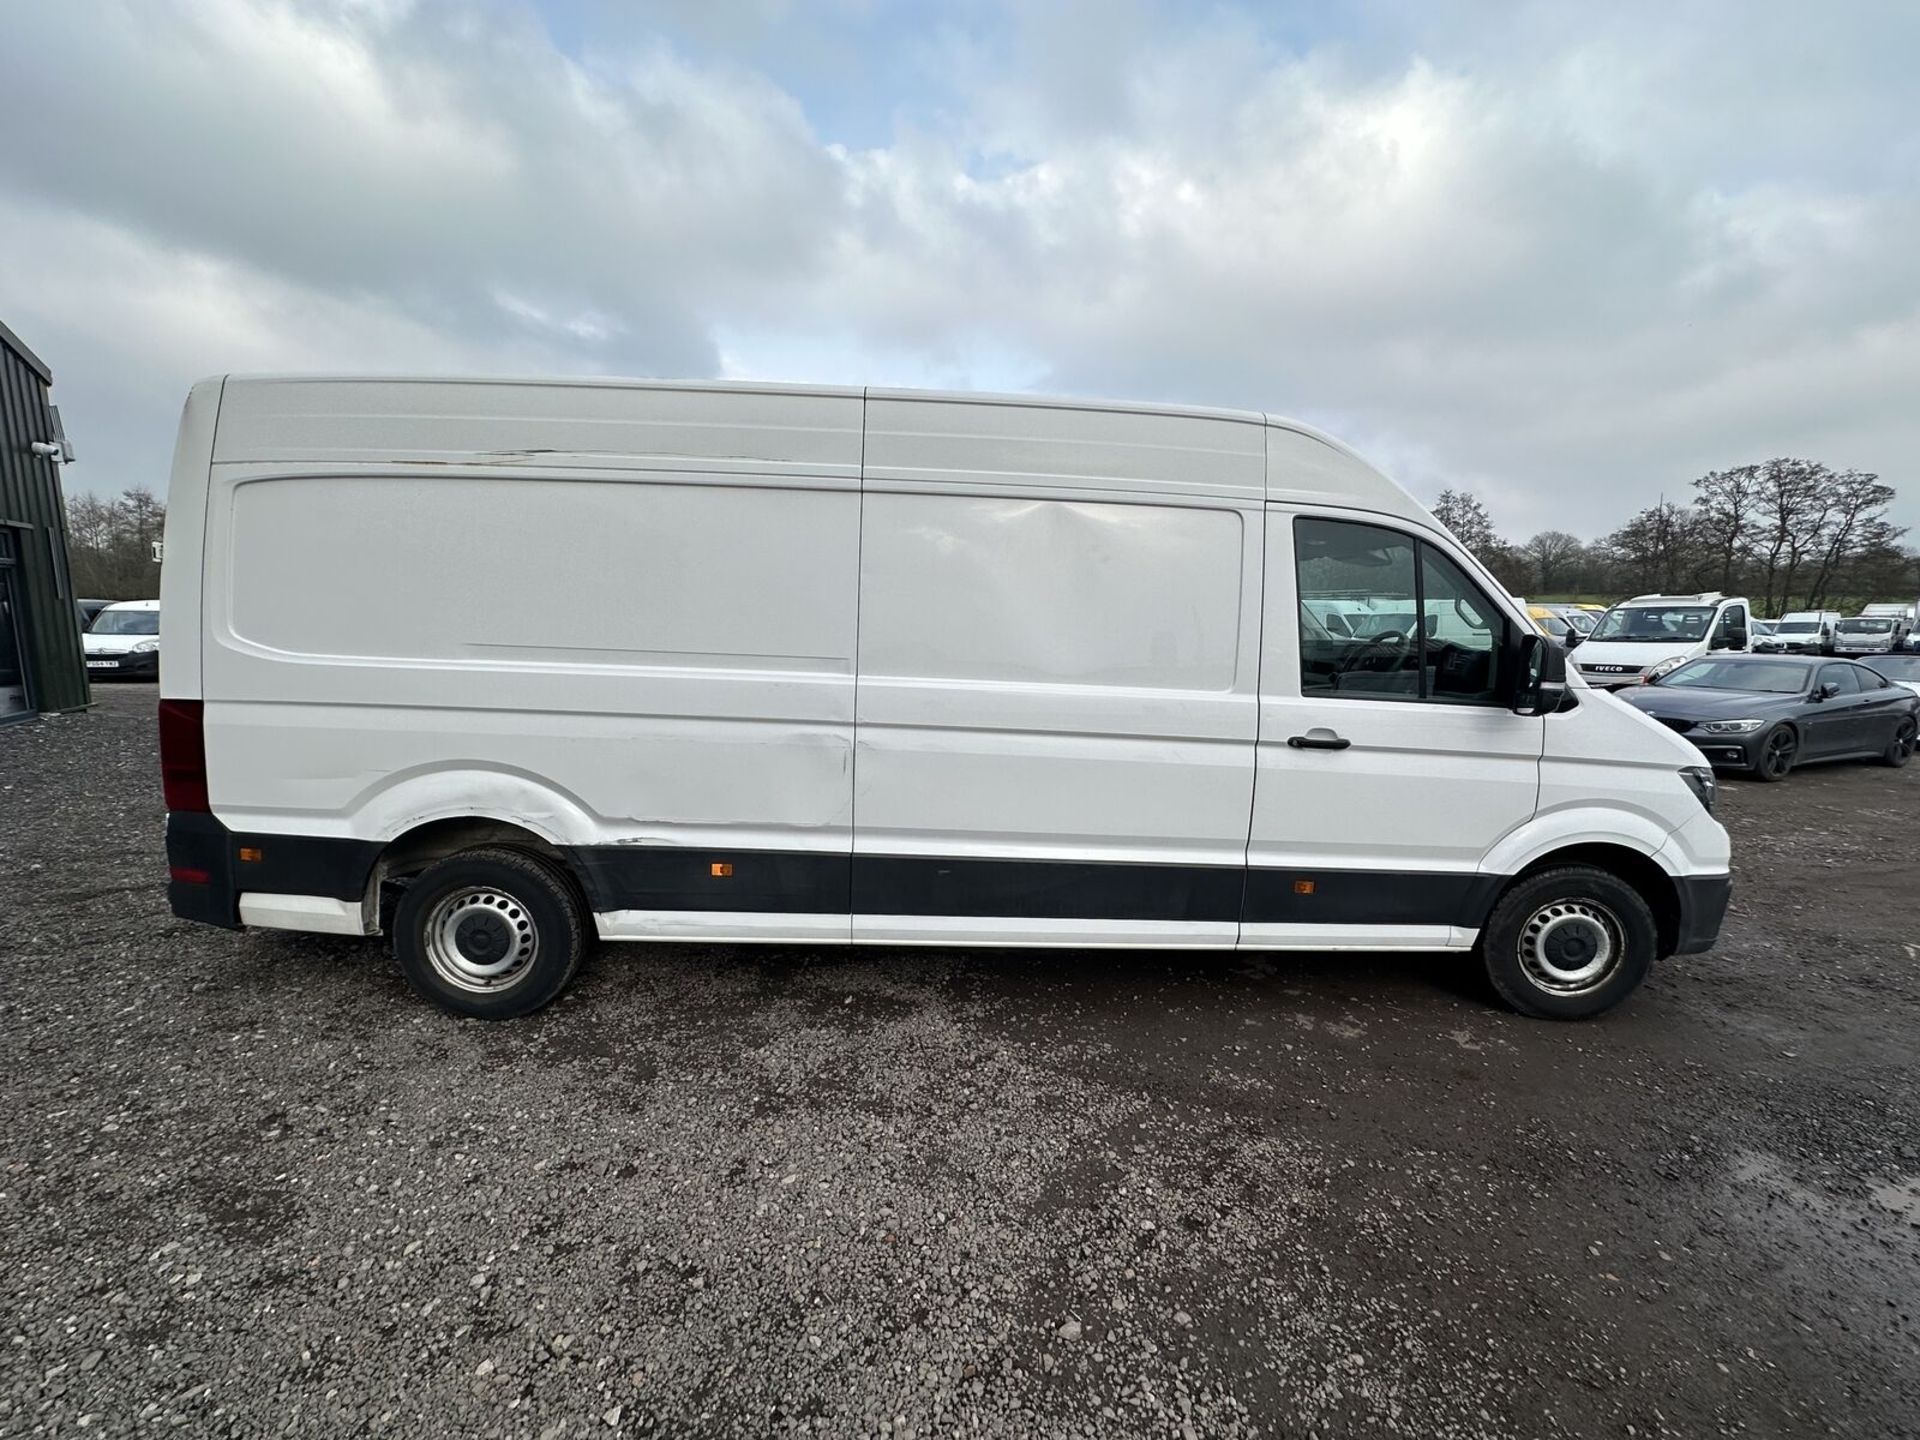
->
xmin=2 ymin=0 xmax=1915 ymax=542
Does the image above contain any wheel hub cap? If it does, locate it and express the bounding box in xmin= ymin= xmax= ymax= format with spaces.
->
xmin=423 ymin=888 xmax=538 ymax=993
xmin=1519 ymin=901 xmax=1622 ymax=995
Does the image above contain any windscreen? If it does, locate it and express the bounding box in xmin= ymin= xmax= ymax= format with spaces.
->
xmin=90 ymin=609 xmax=159 ymax=636
xmin=1657 ymin=659 xmax=1810 ymax=693
xmin=1865 ymin=655 xmax=1920 ymax=679
xmin=1776 ymin=619 xmax=1820 ymax=634
xmin=1837 ymin=618 xmax=1892 ymax=634
xmin=1588 ymin=605 xmax=1715 ymax=642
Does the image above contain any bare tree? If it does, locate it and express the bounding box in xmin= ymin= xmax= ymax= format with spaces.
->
xmin=1691 ymin=464 xmax=1761 ymax=593
xmin=1521 ymin=530 xmax=1584 ymax=592
xmin=1429 ymin=489 xmax=1497 ymax=554
xmin=1801 ymin=470 xmax=1899 ymax=608
xmin=63 ymin=488 xmax=166 ymax=600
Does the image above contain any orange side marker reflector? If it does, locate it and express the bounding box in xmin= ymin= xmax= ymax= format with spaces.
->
xmin=710 ymin=862 xmax=733 ymax=877
xmin=1293 ymin=879 xmax=1316 ymax=895
xmin=238 ymin=846 xmax=263 ymax=863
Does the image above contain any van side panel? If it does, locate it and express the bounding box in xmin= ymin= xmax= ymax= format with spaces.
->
xmin=198 ymin=381 xmax=865 ymax=926
xmin=850 ymin=396 xmax=1265 ymax=944
xmin=158 ymin=377 xmax=224 ymax=701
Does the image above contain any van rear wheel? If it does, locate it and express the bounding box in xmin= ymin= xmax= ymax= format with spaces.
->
xmin=1479 ymin=866 xmax=1657 ymax=1020
xmin=393 ymin=847 xmax=587 ymax=1019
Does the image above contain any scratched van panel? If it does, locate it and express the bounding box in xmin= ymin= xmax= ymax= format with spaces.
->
xmin=211 ymin=377 xmax=864 ymax=478
xmin=202 ymin=467 xmax=859 ymax=852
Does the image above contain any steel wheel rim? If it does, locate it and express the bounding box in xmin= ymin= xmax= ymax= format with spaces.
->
xmin=1518 ymin=899 xmax=1623 ymax=996
xmin=422 ymin=887 xmax=538 ymax=994
xmin=1763 ymin=729 xmax=1795 ymax=777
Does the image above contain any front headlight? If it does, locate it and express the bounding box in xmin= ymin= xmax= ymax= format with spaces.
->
xmin=130 ymin=640 xmax=159 ymax=653
xmin=1680 ymin=765 xmax=1716 ymax=812
xmin=1695 ymin=718 xmax=1764 ymax=734
xmin=1644 ymin=657 xmax=1687 ymax=683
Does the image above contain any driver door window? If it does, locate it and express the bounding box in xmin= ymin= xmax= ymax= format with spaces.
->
xmin=1294 ymin=517 xmax=1507 ymax=706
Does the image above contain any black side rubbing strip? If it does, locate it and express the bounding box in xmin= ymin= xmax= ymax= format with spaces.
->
xmin=567 ymin=847 xmax=852 ymax=915
xmin=1241 ymin=869 xmax=1503 ymax=929
xmin=853 ymin=855 xmax=1245 ymax=922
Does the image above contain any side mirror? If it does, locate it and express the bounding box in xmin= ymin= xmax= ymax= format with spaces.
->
xmin=1510 ymin=632 xmax=1569 ymax=716
xmin=1816 ymin=681 xmax=1841 ymax=701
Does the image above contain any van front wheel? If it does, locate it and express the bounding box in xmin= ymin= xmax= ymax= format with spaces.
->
xmin=1479 ymin=866 xmax=1657 ymax=1020
xmin=393 ymin=848 xmax=587 ymax=1019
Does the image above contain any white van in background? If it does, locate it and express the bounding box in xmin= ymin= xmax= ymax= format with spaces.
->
xmin=1574 ymin=593 xmax=1752 ymax=689
xmin=1756 ymin=610 xmax=1843 ymax=655
xmin=82 ymin=599 xmax=161 ymax=680
xmin=159 ymin=377 xmax=1731 ymax=1022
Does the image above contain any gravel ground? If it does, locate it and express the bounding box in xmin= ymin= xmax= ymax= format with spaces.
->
xmin=2 ymin=684 xmax=1918 ymax=1439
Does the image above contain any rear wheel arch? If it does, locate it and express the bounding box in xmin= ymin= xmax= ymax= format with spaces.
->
xmin=366 ymin=817 xmax=587 ymax=935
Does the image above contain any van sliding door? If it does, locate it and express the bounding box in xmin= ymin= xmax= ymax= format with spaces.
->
xmin=848 ymin=394 xmax=1265 ymax=946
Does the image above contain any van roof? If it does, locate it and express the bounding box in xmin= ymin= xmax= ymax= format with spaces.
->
xmin=204 ymin=374 xmax=1438 ymax=528
xmin=101 ymin=599 xmax=160 ymax=611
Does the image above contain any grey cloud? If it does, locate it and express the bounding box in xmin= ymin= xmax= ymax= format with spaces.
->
xmin=0 ymin=0 xmax=1914 ymax=547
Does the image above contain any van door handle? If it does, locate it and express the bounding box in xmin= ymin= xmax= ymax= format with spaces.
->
xmin=1287 ymin=731 xmax=1351 ymax=751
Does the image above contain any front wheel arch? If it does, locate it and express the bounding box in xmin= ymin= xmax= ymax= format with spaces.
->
xmin=1499 ymin=843 xmax=1680 ymax=959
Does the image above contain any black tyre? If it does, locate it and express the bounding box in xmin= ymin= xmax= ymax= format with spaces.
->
xmin=1880 ymin=715 xmax=1918 ymax=768
xmin=1479 ymin=866 xmax=1658 ymax=1020
xmin=392 ymin=847 xmax=587 ymax=1019
xmin=1753 ymin=724 xmax=1797 ymax=782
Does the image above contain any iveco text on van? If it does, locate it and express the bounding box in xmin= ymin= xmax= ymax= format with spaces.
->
xmin=159 ymin=378 xmax=1732 ymax=1021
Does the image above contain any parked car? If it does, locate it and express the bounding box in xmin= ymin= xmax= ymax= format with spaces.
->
xmin=1754 ymin=610 xmax=1843 ymax=655
xmin=1832 ymin=614 xmax=1910 ymax=657
xmin=1531 ymin=611 xmax=1584 ymax=648
xmin=1749 ymin=619 xmax=1777 ymax=640
xmin=158 ymin=375 xmax=1732 ymax=1023
xmin=1575 ymin=592 xmax=1752 ymax=689
xmin=1550 ymin=606 xmax=1600 ymax=637
xmin=1863 ymin=653 xmax=1920 ymax=698
xmin=82 ymin=599 xmax=160 ymax=679
xmin=1622 ymin=654 xmax=1918 ymax=782
xmin=76 ymin=598 xmax=111 ymax=630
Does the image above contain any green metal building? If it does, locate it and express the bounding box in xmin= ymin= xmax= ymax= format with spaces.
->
xmin=0 ymin=319 xmax=87 ymax=722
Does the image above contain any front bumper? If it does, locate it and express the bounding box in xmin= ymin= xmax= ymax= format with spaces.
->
xmin=1689 ymin=733 xmax=1766 ymax=771
xmin=1674 ymin=874 xmax=1733 ymax=955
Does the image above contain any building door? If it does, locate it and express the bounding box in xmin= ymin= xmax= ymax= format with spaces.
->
xmin=0 ymin=533 xmax=29 ymax=720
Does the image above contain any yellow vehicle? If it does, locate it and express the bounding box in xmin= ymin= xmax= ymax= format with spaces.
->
xmin=1524 ymin=603 xmax=1594 ymax=646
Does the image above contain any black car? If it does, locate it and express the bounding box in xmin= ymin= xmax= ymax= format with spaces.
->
xmin=1621 ymin=654 xmax=1918 ymax=782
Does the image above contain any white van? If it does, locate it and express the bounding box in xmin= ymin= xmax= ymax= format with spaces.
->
xmin=1575 ymin=593 xmax=1752 ymax=689
xmin=158 ymin=377 xmax=1731 ymax=1022
xmin=82 ymin=598 xmax=161 ymax=680
xmin=1755 ymin=610 xmax=1843 ymax=656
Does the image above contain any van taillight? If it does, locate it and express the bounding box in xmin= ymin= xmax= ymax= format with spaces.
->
xmin=158 ymin=699 xmax=209 ymax=813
